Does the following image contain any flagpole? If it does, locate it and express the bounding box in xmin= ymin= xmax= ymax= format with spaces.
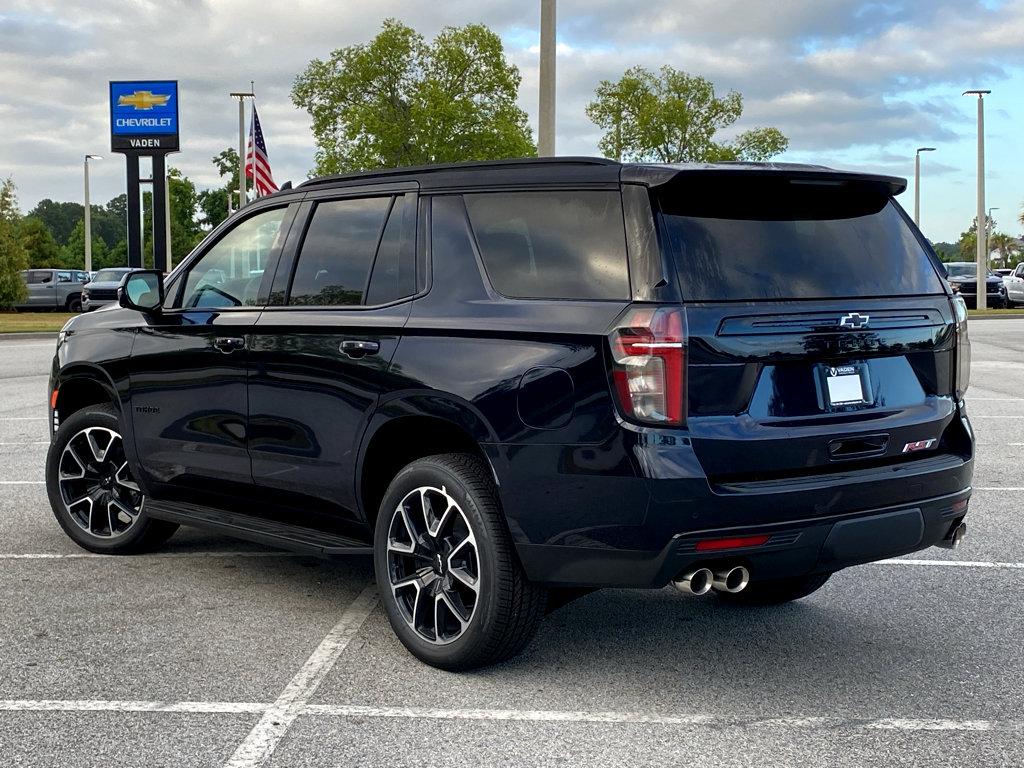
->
xmin=229 ymin=88 xmax=254 ymax=209
xmin=251 ymin=102 xmax=257 ymax=199
xmin=250 ymin=81 xmax=257 ymax=200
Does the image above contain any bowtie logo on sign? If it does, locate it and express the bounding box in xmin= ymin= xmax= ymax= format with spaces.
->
xmin=117 ymin=90 xmax=171 ymax=110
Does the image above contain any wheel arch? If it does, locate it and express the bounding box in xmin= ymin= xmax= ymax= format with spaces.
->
xmin=357 ymin=394 xmax=499 ymax=530
xmin=54 ymin=364 xmax=122 ymax=427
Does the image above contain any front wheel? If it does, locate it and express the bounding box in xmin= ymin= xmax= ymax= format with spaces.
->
xmin=46 ymin=404 xmax=178 ymax=554
xmin=374 ymin=453 xmax=546 ymax=671
xmin=715 ymin=572 xmax=832 ymax=605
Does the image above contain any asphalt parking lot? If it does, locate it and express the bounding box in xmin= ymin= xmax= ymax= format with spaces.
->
xmin=1 ymin=320 xmax=1022 ymax=767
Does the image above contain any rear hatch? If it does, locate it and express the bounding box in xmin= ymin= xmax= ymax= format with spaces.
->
xmin=653 ymin=170 xmax=966 ymax=488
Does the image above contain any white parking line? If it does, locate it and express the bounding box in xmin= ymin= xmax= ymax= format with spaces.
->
xmin=0 ymin=699 xmax=1008 ymax=733
xmin=0 ymin=700 xmax=265 ymax=714
xmin=0 ymin=551 xmax=296 ymax=560
xmin=226 ymin=584 xmax=379 ymax=768
xmin=877 ymin=558 xmax=1024 ymax=569
xmin=0 ymin=417 xmax=47 ymax=420
xmin=0 ymin=481 xmax=44 ymax=485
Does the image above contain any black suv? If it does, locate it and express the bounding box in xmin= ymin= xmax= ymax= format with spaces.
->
xmin=46 ymin=158 xmax=974 ymax=670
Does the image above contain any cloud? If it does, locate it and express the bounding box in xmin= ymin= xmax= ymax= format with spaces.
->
xmin=0 ymin=0 xmax=1021 ymax=220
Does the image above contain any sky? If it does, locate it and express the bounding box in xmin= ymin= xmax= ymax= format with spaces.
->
xmin=0 ymin=0 xmax=1022 ymax=244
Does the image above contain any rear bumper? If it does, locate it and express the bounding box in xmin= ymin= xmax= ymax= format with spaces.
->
xmin=517 ymin=486 xmax=971 ymax=588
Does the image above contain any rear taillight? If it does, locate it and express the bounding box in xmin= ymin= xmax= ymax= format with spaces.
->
xmin=953 ymin=295 xmax=970 ymax=397
xmin=608 ymin=306 xmax=686 ymax=426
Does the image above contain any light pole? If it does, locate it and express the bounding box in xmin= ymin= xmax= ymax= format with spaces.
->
xmin=83 ymin=155 xmax=102 ymax=273
xmin=538 ymin=0 xmax=556 ymax=156
xmin=913 ymin=147 xmax=935 ymax=227
xmin=963 ymin=89 xmax=990 ymax=308
xmin=987 ymin=206 xmax=999 ymax=265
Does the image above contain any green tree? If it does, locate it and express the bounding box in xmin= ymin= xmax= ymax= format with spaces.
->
xmin=19 ymin=216 xmax=63 ymax=268
xmin=168 ymin=168 xmax=204 ymax=258
xmin=930 ymin=241 xmax=959 ymax=262
xmin=197 ymin=148 xmax=243 ymax=230
xmin=956 ymin=215 xmax=994 ymax=260
xmin=0 ymin=178 xmax=29 ymax=309
xmin=989 ymin=232 xmax=1021 ymax=267
xmin=586 ymin=65 xmax=789 ymax=163
xmin=26 ymin=199 xmax=82 ymax=245
xmin=292 ymin=19 xmax=535 ymax=175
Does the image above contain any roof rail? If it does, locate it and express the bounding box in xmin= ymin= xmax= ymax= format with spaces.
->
xmin=297 ymin=156 xmax=619 ymax=189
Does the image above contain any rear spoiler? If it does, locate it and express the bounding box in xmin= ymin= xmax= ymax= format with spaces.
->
xmin=622 ymin=163 xmax=907 ymax=197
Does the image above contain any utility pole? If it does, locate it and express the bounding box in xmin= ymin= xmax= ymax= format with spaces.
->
xmin=913 ymin=147 xmax=935 ymax=228
xmin=83 ymin=155 xmax=101 ymax=273
xmin=963 ymin=89 xmax=990 ymax=309
xmin=230 ymin=88 xmax=255 ymax=210
xmin=538 ymin=0 xmax=556 ymax=156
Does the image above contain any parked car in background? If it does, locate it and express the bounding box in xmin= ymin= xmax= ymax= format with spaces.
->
xmin=944 ymin=261 xmax=1008 ymax=308
xmin=1004 ymin=263 xmax=1024 ymax=307
xmin=82 ymin=267 xmax=139 ymax=312
xmin=16 ymin=269 xmax=88 ymax=312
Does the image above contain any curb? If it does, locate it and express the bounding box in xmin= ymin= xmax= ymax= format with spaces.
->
xmin=0 ymin=332 xmax=59 ymax=340
xmin=968 ymin=314 xmax=1024 ymax=320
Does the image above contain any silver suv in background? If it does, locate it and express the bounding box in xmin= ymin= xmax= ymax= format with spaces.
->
xmin=17 ymin=269 xmax=89 ymax=312
xmin=82 ymin=267 xmax=139 ymax=312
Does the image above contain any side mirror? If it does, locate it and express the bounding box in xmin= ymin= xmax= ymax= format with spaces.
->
xmin=118 ymin=270 xmax=164 ymax=314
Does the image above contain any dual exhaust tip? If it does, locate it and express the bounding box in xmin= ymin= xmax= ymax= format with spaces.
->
xmin=673 ymin=565 xmax=749 ymax=596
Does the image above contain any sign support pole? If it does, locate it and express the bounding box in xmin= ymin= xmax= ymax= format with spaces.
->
xmin=152 ymin=153 xmax=168 ymax=272
xmin=126 ymin=155 xmax=142 ymax=268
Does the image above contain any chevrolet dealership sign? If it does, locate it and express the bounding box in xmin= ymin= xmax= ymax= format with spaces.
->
xmin=109 ymin=80 xmax=179 ymax=152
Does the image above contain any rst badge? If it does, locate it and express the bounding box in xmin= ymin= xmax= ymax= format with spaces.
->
xmin=903 ymin=438 xmax=937 ymax=453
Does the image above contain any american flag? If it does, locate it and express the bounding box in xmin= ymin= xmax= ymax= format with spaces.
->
xmin=245 ymin=104 xmax=278 ymax=197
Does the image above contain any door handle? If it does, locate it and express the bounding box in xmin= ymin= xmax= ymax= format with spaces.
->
xmin=340 ymin=339 xmax=380 ymax=358
xmin=213 ymin=336 xmax=245 ymax=353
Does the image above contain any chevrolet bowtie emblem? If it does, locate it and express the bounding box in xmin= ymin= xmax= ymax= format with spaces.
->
xmin=838 ymin=312 xmax=870 ymax=330
xmin=117 ymin=90 xmax=170 ymax=110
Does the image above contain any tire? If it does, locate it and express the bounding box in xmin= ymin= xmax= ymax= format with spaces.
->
xmin=65 ymin=296 xmax=82 ymax=313
xmin=715 ymin=572 xmax=831 ymax=606
xmin=374 ymin=453 xmax=547 ymax=671
xmin=46 ymin=403 xmax=178 ymax=554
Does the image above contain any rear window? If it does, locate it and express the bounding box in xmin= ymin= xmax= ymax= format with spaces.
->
xmin=93 ymin=269 xmax=128 ymax=283
xmin=658 ymin=178 xmax=944 ymax=301
xmin=464 ymin=191 xmax=629 ymax=300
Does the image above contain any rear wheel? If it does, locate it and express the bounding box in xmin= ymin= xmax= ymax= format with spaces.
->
xmin=374 ymin=453 xmax=546 ymax=671
xmin=46 ymin=404 xmax=178 ymax=554
xmin=715 ymin=572 xmax=831 ymax=605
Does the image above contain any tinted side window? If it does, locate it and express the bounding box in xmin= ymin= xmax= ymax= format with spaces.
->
xmin=289 ymin=197 xmax=390 ymax=306
xmin=57 ymin=271 xmax=72 ymax=283
xmin=179 ymin=207 xmax=286 ymax=309
xmin=31 ymin=271 xmax=53 ymax=284
xmin=464 ymin=191 xmax=629 ymax=300
xmin=365 ymin=195 xmax=415 ymax=305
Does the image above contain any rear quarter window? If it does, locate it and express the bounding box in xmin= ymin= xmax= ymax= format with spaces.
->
xmin=658 ymin=178 xmax=945 ymax=301
xmin=464 ymin=191 xmax=629 ymax=300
